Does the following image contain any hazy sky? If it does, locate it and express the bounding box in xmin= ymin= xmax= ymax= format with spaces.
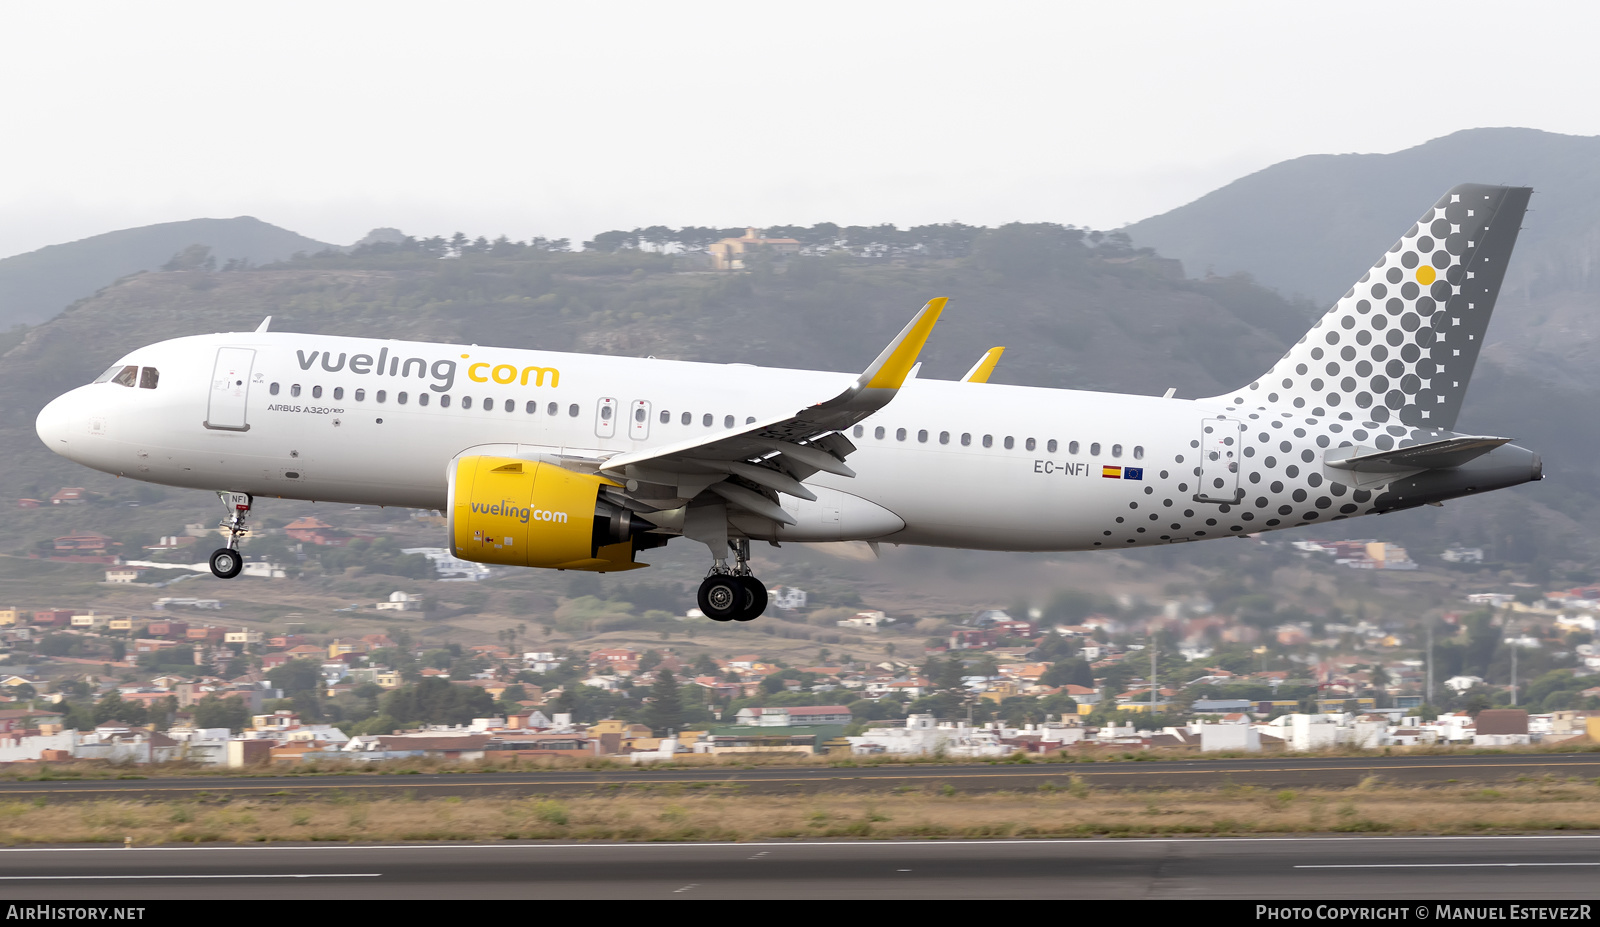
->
xmin=2 ymin=2 xmax=1597 ymax=258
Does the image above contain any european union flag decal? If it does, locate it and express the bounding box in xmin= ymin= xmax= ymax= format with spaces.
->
xmin=1123 ymin=467 xmax=1144 ymax=481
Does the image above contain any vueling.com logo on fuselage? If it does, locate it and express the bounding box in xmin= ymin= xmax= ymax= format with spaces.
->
xmin=295 ymin=348 xmax=559 ymax=393
xmin=470 ymin=500 xmax=568 ymax=525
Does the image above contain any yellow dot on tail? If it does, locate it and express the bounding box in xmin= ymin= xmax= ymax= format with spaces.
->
xmin=1417 ymin=266 xmax=1436 ymax=285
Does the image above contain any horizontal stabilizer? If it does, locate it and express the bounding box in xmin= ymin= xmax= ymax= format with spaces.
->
xmin=1325 ymin=435 xmax=1511 ymax=473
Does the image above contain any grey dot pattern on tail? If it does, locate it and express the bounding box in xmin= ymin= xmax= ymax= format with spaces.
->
xmin=1220 ymin=184 xmax=1531 ymax=433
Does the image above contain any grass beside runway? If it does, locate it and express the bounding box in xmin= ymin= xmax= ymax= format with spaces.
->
xmin=2 ymin=777 xmax=1600 ymax=845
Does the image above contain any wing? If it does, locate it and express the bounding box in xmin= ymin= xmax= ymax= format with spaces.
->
xmin=960 ymin=346 xmax=1005 ymax=383
xmin=598 ymin=298 xmax=946 ymax=525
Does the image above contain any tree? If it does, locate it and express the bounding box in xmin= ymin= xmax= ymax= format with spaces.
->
xmin=161 ymin=244 xmax=216 ymax=272
xmin=643 ymin=669 xmax=684 ymax=735
xmin=1041 ymin=658 xmax=1093 ymax=689
xmin=192 ymin=695 xmax=249 ymax=732
xmin=93 ymin=691 xmax=146 ymax=726
xmin=267 ymin=659 xmax=321 ymax=698
xmin=379 ymin=678 xmax=494 ymax=727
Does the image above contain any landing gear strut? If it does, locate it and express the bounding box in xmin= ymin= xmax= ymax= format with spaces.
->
xmin=698 ymin=538 xmax=767 ymax=622
xmin=209 ymin=491 xmax=251 ymax=579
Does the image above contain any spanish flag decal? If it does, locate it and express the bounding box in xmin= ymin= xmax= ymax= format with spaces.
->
xmin=1102 ymin=466 xmax=1121 ymax=478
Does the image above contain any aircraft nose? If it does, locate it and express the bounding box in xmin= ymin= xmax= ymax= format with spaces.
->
xmin=35 ymin=392 xmax=78 ymax=456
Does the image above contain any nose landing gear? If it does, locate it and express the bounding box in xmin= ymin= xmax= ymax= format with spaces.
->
xmin=697 ymin=539 xmax=767 ymax=622
xmin=208 ymin=491 xmax=252 ymax=579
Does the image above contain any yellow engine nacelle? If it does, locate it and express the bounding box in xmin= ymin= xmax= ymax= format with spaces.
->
xmin=448 ymin=456 xmax=657 ymax=572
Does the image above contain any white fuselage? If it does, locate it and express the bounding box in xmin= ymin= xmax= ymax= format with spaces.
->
xmin=34 ymin=330 xmax=1526 ymax=554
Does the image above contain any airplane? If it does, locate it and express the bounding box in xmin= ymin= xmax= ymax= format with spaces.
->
xmin=34 ymin=184 xmax=1542 ymax=622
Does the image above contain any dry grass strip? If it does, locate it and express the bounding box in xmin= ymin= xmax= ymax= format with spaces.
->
xmin=0 ymin=778 xmax=1598 ymax=845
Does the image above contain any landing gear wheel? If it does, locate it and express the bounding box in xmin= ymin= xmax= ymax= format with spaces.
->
xmin=698 ymin=574 xmax=744 ymax=622
xmin=733 ymin=576 xmax=767 ymax=622
xmin=209 ymin=547 xmax=243 ymax=579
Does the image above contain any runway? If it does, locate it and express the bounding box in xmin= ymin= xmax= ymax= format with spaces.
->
xmin=3 ymin=752 xmax=1598 ymax=801
xmin=0 ymin=836 xmax=1597 ymax=899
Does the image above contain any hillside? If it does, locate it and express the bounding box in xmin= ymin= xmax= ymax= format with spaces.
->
xmin=1123 ymin=128 xmax=1600 ymax=389
xmin=0 ymin=217 xmax=334 ymax=330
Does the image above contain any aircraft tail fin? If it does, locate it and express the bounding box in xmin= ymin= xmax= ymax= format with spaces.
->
xmin=1215 ymin=184 xmax=1531 ymax=431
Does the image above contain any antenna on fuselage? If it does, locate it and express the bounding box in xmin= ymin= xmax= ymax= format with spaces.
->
xmin=254 ymin=316 xmax=272 ymax=333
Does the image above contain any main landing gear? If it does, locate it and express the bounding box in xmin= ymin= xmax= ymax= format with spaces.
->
xmin=209 ymin=491 xmax=252 ymax=579
xmin=697 ymin=538 xmax=767 ymax=622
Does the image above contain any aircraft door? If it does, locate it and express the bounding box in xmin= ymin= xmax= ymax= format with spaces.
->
xmin=1195 ymin=416 xmax=1244 ymax=503
xmin=204 ymin=347 xmax=255 ymax=432
xmin=594 ymin=397 xmax=617 ymax=438
xmin=628 ymin=400 xmax=651 ymax=440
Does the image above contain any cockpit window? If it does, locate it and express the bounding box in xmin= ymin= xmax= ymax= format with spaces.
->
xmin=110 ymin=366 xmax=139 ymax=387
xmin=139 ymin=367 xmax=159 ymax=390
xmin=93 ymin=365 xmax=123 ymax=384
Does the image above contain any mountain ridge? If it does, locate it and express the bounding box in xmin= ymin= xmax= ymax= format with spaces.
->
xmin=0 ymin=216 xmax=334 ymax=330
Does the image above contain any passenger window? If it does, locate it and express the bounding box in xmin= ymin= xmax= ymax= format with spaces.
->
xmin=939 ymin=431 xmax=949 ymax=445
xmin=983 ymin=435 xmax=993 ymax=448
xmin=1090 ymin=443 xmax=1101 ymax=455
xmin=462 ymin=397 xmax=473 ymax=409
xmin=504 ymin=399 xmax=514 ymax=412
xmin=333 ymin=387 xmax=343 ymax=400
xmin=601 ymin=405 xmax=613 ymax=421
xmin=290 ymin=384 xmax=301 ymax=397
xmin=702 ymin=413 xmax=712 ymax=426
xmin=527 ymin=400 xmax=537 ymax=413
xmin=1047 ymin=439 xmax=1057 ymax=453
xmin=1112 ymin=444 xmax=1122 ymax=458
xmin=312 ymin=386 xmax=323 ymax=399
xmin=1069 ymin=440 xmax=1079 ymax=454
xmin=1004 ymin=436 xmax=1014 ymax=450
xmin=483 ymin=396 xmax=493 ymax=410
xmin=111 ymin=365 xmax=138 ymax=387
xmin=724 ymin=415 xmax=734 ymax=428
xmin=548 ymin=402 xmax=558 ymax=415
xmin=376 ymin=390 xmax=387 ymax=403
xmin=659 ymin=410 xmax=669 ymax=424
xmin=355 ymin=389 xmax=365 ymax=401
xmin=853 ymin=425 xmax=864 ymax=438
xmin=746 ymin=416 xmax=755 ymax=424
xmin=417 ymin=393 xmax=429 ymax=407
xmin=397 ymin=392 xmax=408 ymax=405
xmin=1134 ymin=446 xmax=1144 ymax=460
xmin=682 ymin=411 xmax=692 ymax=425
xmin=440 ymin=395 xmax=450 ymax=408
xmin=917 ymin=429 xmax=928 ymax=443
xmin=961 ymin=433 xmax=971 ymax=446
xmin=269 ymin=383 xmax=280 ymax=396
xmin=874 ymin=426 xmax=885 ymax=439
xmin=568 ymin=404 xmax=580 ymax=417
xmin=636 ymin=407 xmax=647 ymax=422
xmin=139 ymin=368 xmax=159 ymax=389
xmin=893 ymin=428 xmax=904 ymax=441
xmin=1025 ymin=438 xmax=1036 ymax=451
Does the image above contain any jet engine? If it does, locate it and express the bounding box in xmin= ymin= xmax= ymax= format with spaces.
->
xmin=448 ymin=456 xmax=659 ymax=572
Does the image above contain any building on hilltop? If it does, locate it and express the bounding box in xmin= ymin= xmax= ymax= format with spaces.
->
xmin=708 ymin=228 xmax=801 ymax=271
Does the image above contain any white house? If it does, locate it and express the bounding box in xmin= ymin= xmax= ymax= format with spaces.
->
xmin=1199 ymin=722 xmax=1261 ymax=753
xmin=768 ymin=586 xmax=807 ymax=610
xmin=837 ymin=610 xmax=893 ymax=631
xmin=402 ymin=548 xmax=491 ymax=581
xmin=376 ymin=590 xmax=424 ymax=612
